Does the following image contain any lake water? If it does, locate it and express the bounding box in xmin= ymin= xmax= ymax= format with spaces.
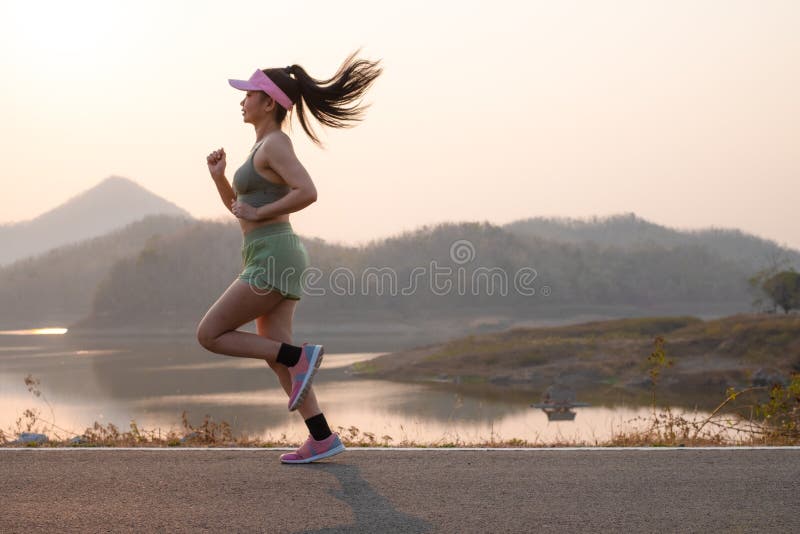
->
xmin=0 ymin=329 xmax=714 ymax=445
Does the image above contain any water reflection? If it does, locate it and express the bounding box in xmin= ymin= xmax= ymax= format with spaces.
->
xmin=0 ymin=327 xmax=68 ymax=335
xmin=0 ymin=333 xmax=714 ymax=445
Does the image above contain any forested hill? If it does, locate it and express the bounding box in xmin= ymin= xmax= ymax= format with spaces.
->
xmin=0 ymin=215 xmax=195 ymax=327
xmin=3 ymin=213 xmax=794 ymax=332
xmin=80 ymin=219 xmax=775 ymax=329
xmin=504 ymin=213 xmax=800 ymax=272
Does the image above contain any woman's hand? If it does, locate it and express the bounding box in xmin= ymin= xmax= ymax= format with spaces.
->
xmin=207 ymin=148 xmax=226 ymax=178
xmin=231 ymin=199 xmax=259 ymax=221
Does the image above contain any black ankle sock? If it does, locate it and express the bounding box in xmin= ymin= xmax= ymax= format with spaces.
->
xmin=305 ymin=413 xmax=332 ymax=441
xmin=276 ymin=343 xmax=302 ymax=367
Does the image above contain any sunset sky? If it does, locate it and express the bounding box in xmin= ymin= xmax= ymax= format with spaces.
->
xmin=2 ymin=0 xmax=798 ymax=248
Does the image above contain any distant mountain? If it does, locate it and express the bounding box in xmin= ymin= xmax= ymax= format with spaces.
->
xmin=503 ymin=213 xmax=800 ymax=272
xmin=0 ymin=176 xmax=192 ymax=265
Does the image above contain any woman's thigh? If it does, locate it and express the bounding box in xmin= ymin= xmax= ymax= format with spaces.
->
xmin=256 ymin=297 xmax=298 ymax=343
xmin=197 ymin=278 xmax=286 ymax=341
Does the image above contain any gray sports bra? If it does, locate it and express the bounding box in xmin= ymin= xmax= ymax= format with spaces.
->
xmin=232 ymin=140 xmax=291 ymax=207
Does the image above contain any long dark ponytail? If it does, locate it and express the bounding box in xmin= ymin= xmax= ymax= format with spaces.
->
xmin=262 ymin=48 xmax=383 ymax=146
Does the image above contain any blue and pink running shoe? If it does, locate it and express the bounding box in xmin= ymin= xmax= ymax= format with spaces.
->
xmin=287 ymin=342 xmax=324 ymax=411
xmin=280 ymin=432 xmax=346 ymax=464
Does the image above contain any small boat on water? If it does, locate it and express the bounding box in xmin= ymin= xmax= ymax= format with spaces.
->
xmin=530 ymin=385 xmax=590 ymax=421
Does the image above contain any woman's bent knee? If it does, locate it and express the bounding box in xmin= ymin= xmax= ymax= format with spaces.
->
xmin=196 ymin=322 xmax=219 ymax=351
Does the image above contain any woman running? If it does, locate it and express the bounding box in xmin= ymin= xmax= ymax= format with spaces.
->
xmin=197 ymin=50 xmax=382 ymax=463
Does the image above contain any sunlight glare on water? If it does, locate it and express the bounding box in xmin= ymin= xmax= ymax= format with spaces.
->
xmin=0 ymin=328 xmax=69 ymax=336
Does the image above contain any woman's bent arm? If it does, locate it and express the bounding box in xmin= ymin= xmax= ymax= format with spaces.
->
xmin=206 ymin=147 xmax=233 ymax=213
xmin=212 ymin=174 xmax=236 ymax=213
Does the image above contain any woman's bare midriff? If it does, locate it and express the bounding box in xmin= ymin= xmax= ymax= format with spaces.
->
xmin=238 ymin=212 xmax=290 ymax=235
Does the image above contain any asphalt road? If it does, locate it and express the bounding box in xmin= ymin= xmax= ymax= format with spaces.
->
xmin=1 ymin=448 xmax=798 ymax=533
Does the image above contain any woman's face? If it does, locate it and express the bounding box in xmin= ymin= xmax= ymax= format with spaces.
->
xmin=240 ymin=90 xmax=274 ymax=124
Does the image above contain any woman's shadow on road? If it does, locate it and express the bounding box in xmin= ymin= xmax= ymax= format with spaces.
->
xmin=296 ymin=462 xmax=433 ymax=533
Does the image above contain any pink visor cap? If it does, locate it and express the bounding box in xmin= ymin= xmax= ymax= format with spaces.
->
xmin=228 ymin=69 xmax=294 ymax=110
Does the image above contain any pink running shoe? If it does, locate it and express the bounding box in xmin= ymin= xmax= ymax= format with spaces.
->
xmin=280 ymin=432 xmax=346 ymax=464
xmin=287 ymin=343 xmax=324 ymax=411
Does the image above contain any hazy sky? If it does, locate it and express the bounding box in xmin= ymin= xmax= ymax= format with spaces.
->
xmin=2 ymin=0 xmax=798 ymax=248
